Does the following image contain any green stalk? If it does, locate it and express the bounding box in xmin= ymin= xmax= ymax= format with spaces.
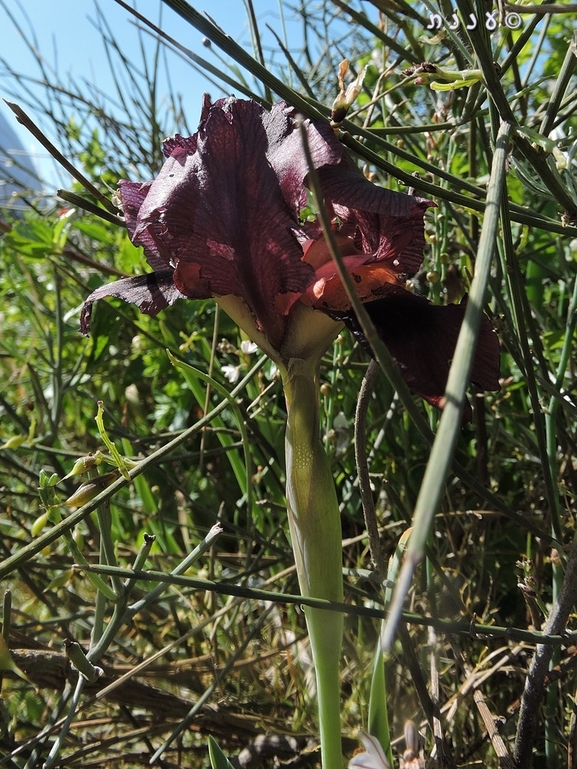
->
xmin=544 ymin=277 xmax=577 ymax=764
xmin=282 ymin=356 xmax=344 ymax=769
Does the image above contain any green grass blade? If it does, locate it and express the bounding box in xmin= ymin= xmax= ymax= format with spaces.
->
xmin=208 ymin=736 xmax=235 ymax=769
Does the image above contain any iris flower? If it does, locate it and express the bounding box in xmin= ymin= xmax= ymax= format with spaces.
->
xmin=80 ymin=96 xmax=499 ymax=768
xmin=80 ymin=95 xmax=499 ymax=409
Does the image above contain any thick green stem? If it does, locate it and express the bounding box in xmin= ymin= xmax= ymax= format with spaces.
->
xmin=282 ymin=357 xmax=344 ymax=769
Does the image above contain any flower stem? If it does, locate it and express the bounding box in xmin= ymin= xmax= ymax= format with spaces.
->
xmin=282 ymin=357 xmax=344 ymax=769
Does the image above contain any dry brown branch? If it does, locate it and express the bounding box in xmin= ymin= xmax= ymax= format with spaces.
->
xmin=473 ymin=689 xmax=515 ymax=769
xmin=8 ymin=648 xmax=259 ymax=736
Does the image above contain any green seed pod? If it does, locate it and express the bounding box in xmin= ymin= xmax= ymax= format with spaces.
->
xmin=62 ymin=451 xmax=104 ymax=481
xmin=31 ymin=511 xmax=50 ymax=537
xmin=63 ymin=470 xmax=121 ymax=508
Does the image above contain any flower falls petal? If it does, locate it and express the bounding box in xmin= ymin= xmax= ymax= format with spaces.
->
xmin=80 ymin=271 xmax=185 ymax=334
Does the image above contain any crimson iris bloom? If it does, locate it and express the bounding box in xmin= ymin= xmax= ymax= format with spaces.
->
xmin=81 ymin=96 xmax=499 ymax=414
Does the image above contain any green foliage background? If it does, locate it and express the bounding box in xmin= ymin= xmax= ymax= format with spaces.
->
xmin=1 ymin=1 xmax=576 ymax=767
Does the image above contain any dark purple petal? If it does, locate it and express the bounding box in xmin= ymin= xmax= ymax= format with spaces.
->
xmin=264 ymin=102 xmax=344 ymax=212
xmin=326 ymin=287 xmax=500 ymax=421
xmin=162 ymin=132 xmax=198 ymax=159
xmin=320 ymin=166 xmax=434 ymax=276
xmin=118 ymin=180 xmax=169 ymax=272
xmin=119 ymin=179 xmax=151 ymax=235
xmin=317 ymin=164 xmax=432 ymax=218
xmin=302 ymin=163 xmax=435 ymax=277
xmin=80 ymin=270 xmax=185 ymax=334
xmin=341 ymin=206 xmax=431 ymax=277
xmin=128 ymin=98 xmax=320 ymax=348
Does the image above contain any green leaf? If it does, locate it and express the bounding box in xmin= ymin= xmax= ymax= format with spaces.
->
xmin=0 ymin=634 xmax=34 ymax=685
xmin=207 ymin=736 xmax=235 ymax=769
xmin=368 ymin=647 xmax=391 ymax=765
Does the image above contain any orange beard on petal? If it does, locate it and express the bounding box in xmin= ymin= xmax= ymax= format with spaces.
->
xmin=308 ymin=262 xmax=403 ymax=312
xmin=275 ymin=233 xmax=364 ymax=316
xmin=301 ymin=231 xmax=361 ymax=270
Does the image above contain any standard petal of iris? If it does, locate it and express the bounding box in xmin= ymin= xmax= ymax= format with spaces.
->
xmin=336 ymin=205 xmax=431 ymax=277
xmin=80 ymin=271 xmax=185 ymax=334
xmin=318 ymin=163 xmax=431 ymax=218
xmin=320 ymin=163 xmax=434 ymax=271
xmin=298 ymin=176 xmax=434 ymax=312
xmin=264 ymin=102 xmax=344 ymax=212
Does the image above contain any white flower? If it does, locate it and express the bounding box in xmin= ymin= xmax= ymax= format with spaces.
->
xmin=221 ymin=364 xmax=241 ymax=384
xmin=348 ymin=732 xmax=391 ymax=769
xmin=332 ymin=59 xmax=368 ymax=121
xmin=240 ymin=340 xmax=258 ymax=354
xmin=333 ymin=411 xmax=350 ymax=455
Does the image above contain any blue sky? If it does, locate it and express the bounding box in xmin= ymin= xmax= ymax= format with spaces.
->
xmin=0 ymin=0 xmax=291 ymax=182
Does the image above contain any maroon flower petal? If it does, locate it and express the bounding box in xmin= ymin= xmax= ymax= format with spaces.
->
xmin=322 ymin=170 xmax=434 ymax=277
xmin=118 ymin=180 xmax=170 ymax=272
xmin=326 ymin=287 xmax=500 ymax=421
xmin=162 ymin=132 xmax=199 ymax=159
xmin=331 ymin=206 xmax=430 ymax=278
xmin=264 ymin=102 xmax=344 ymax=212
xmin=88 ymin=97 xmax=437 ymax=357
xmin=126 ymin=98 xmax=321 ymax=348
xmin=80 ymin=270 xmax=185 ymax=334
xmin=317 ymin=164 xmax=432 ymax=218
